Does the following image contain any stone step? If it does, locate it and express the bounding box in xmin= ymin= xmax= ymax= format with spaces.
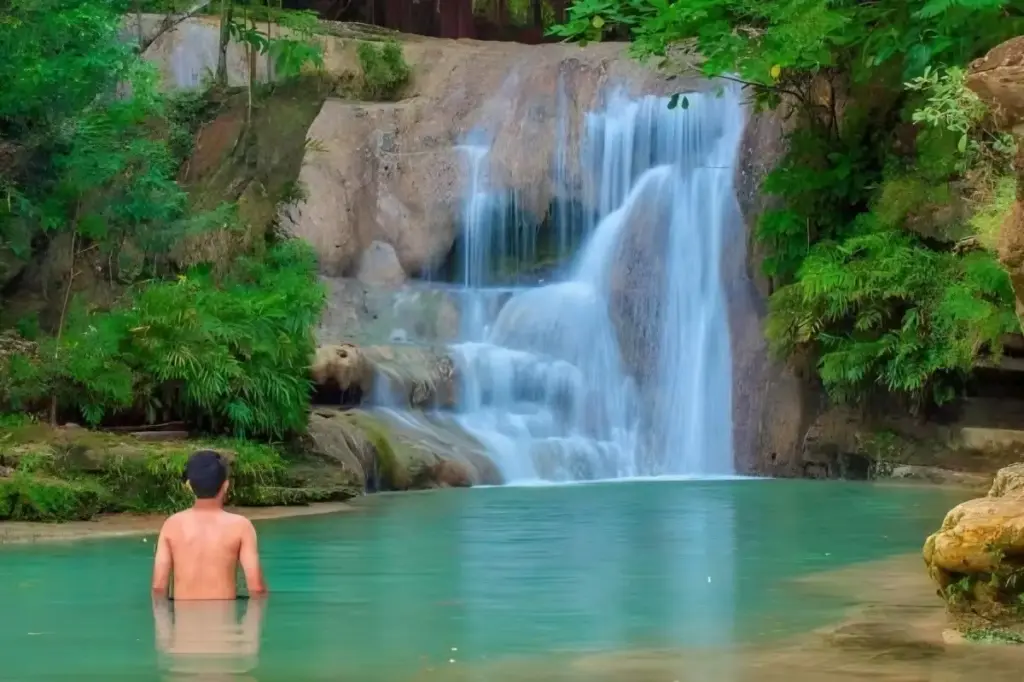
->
xmin=957 ymin=426 xmax=1024 ymax=451
xmin=957 ymin=397 xmax=1024 ymax=429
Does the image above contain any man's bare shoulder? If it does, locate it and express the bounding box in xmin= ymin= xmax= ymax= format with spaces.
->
xmin=222 ymin=511 xmax=257 ymax=532
xmin=159 ymin=510 xmax=190 ymax=533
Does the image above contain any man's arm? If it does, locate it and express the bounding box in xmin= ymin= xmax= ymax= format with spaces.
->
xmin=151 ymin=525 xmax=173 ymax=598
xmin=239 ymin=519 xmax=268 ymax=596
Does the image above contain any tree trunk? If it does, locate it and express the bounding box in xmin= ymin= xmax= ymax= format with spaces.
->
xmin=216 ymin=0 xmax=233 ymax=87
xmin=50 ymin=224 xmax=80 ymax=427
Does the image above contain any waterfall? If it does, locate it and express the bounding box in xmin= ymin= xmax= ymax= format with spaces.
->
xmin=449 ymin=83 xmax=746 ymax=482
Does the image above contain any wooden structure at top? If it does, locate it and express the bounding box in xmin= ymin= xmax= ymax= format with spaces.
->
xmin=309 ymin=0 xmax=569 ymax=42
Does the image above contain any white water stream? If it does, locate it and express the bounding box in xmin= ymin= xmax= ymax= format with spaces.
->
xmin=447 ymin=85 xmax=746 ymax=482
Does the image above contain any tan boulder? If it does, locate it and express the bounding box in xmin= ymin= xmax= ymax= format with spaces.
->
xmin=923 ymin=463 xmax=1024 ymax=610
xmin=310 ymin=343 xmax=374 ymax=397
xmin=989 ymin=462 xmax=1024 ymax=497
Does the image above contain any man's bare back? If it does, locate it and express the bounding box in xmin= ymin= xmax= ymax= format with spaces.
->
xmin=152 ymin=451 xmax=268 ymax=601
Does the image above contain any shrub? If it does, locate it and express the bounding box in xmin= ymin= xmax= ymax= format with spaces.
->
xmin=0 ymin=473 xmax=107 ymax=521
xmin=356 ymin=40 xmax=411 ymax=101
xmin=767 ymin=223 xmax=1018 ymax=408
xmin=2 ymin=240 xmax=325 ymax=438
xmin=0 ymin=438 xmax=298 ymax=520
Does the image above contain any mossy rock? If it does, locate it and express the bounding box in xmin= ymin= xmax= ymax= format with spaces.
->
xmin=0 ymin=423 xmax=359 ymax=521
xmin=0 ymin=473 xmax=107 ymax=521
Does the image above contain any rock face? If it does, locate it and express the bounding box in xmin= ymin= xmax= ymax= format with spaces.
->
xmin=924 ymin=463 xmax=1024 ymax=617
xmin=967 ymin=37 xmax=1024 ymax=327
xmin=356 ymin=241 xmax=406 ymax=287
xmin=141 ymin=15 xmax=689 ymax=277
xmin=607 ymin=173 xmax=674 ymax=388
xmin=310 ymin=343 xmax=375 ymax=402
xmin=310 ymin=342 xmax=457 ymax=408
xmin=317 ymin=277 xmax=461 ymax=347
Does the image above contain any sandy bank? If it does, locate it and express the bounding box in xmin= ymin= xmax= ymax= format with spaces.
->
xmin=0 ymin=502 xmax=353 ymax=545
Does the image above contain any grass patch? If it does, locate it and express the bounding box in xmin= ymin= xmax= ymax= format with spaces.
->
xmin=971 ymin=175 xmax=1017 ymax=250
xmin=356 ymin=40 xmax=411 ymax=101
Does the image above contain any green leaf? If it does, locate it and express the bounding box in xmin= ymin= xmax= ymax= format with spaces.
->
xmin=957 ymin=134 xmax=968 ymax=153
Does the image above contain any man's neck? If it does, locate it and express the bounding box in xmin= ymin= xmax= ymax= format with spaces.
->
xmin=192 ymin=498 xmax=224 ymax=511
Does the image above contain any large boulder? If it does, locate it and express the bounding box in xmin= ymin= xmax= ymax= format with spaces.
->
xmin=310 ymin=342 xmax=458 ymax=409
xmin=306 ymin=408 xmax=501 ymax=491
xmin=923 ymin=464 xmax=1024 ymax=620
xmin=310 ymin=343 xmax=374 ymax=402
xmin=967 ymin=37 xmax=1024 ymax=128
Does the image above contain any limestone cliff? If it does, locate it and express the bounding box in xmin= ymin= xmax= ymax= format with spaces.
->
xmin=141 ymin=16 xmax=808 ymax=476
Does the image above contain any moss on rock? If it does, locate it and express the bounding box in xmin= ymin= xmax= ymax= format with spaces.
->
xmin=0 ymin=422 xmax=359 ymax=522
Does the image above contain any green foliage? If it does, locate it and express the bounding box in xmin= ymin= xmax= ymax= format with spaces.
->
xmin=767 ymin=224 xmax=1017 ymax=406
xmin=1 ymin=0 xmax=190 ymax=265
xmin=473 ymin=0 xmax=558 ymax=26
xmin=0 ymin=435 xmax=341 ymax=521
xmin=550 ymin=0 xmax=1022 ymax=88
xmin=227 ymin=7 xmax=325 ymax=79
xmin=962 ymin=627 xmax=1024 ymax=645
xmin=165 ymin=89 xmax=220 ymax=163
xmin=99 ymin=439 xmax=286 ymax=513
xmin=0 ymin=473 xmax=107 ymax=521
xmin=4 ymin=241 xmax=325 ymax=437
xmin=554 ymin=0 xmax=1024 ymax=409
xmin=356 ymin=40 xmax=412 ymax=101
xmin=906 ymin=66 xmax=1017 ymax=174
xmin=0 ymin=0 xmax=328 ymax=439
xmin=971 ymin=175 xmax=1017 ymax=249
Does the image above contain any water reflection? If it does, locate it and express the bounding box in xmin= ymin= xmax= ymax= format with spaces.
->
xmin=153 ymin=597 xmax=264 ymax=681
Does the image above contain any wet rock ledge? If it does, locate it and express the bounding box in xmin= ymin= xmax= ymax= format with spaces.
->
xmin=306 ymin=341 xmax=503 ymax=490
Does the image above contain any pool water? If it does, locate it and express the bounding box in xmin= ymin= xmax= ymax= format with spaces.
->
xmin=0 ymin=479 xmax=974 ymax=681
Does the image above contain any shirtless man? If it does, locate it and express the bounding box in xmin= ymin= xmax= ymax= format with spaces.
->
xmin=151 ymin=450 xmax=268 ymax=601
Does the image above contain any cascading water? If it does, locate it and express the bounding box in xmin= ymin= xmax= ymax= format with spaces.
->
xmin=449 ymin=83 xmax=746 ymax=483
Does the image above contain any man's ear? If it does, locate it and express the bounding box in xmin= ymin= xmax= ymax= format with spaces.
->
xmin=220 ymin=479 xmax=230 ymax=497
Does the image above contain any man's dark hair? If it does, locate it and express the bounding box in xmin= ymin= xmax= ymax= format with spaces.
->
xmin=184 ymin=450 xmax=228 ymax=499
